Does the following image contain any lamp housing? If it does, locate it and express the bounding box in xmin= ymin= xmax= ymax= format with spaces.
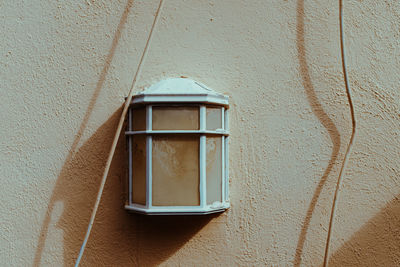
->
xmin=125 ymin=78 xmax=229 ymax=215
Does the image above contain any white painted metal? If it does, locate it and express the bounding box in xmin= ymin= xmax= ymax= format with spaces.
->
xmin=221 ymin=107 xmax=225 ymax=202
xmin=199 ymin=105 xmax=206 ymax=208
xmin=125 ymin=78 xmax=229 ymax=215
xmin=221 ymin=107 xmax=225 ymax=130
xmin=225 ymin=110 xmax=229 ymax=202
xmin=132 ymin=78 xmax=228 ymax=106
xmin=221 ymin=136 xmax=225 ymax=203
xmin=125 ymin=130 xmax=229 ymax=136
xmin=128 ymin=109 xmax=132 ymax=205
xmin=224 ymin=110 xmax=229 ymax=131
xmin=200 ymin=106 xmax=206 ymax=132
xmin=133 ymin=95 xmax=228 ymax=106
xmin=146 ymin=105 xmax=152 ymax=131
xmin=124 ymin=204 xmax=229 ymax=215
xmin=146 ymin=106 xmax=152 ymax=208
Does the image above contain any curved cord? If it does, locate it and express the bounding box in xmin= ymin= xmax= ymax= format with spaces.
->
xmin=323 ymin=1 xmax=357 ymax=266
xmin=74 ymin=1 xmax=165 ymax=266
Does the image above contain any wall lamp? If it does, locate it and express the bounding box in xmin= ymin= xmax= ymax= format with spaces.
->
xmin=125 ymin=78 xmax=229 ymax=215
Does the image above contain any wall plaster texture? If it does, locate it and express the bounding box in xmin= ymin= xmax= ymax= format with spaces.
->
xmin=0 ymin=0 xmax=399 ymax=266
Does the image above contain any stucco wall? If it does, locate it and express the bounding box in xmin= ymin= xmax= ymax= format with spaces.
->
xmin=1 ymin=0 xmax=399 ymax=266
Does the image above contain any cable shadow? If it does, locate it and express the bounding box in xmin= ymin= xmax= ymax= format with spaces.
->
xmin=293 ymin=1 xmax=342 ymax=266
xmin=329 ymin=195 xmax=400 ymax=266
xmin=33 ymin=0 xmax=135 ymax=265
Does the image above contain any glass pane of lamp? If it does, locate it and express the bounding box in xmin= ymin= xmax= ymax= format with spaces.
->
xmin=206 ymin=107 xmax=222 ymax=130
xmin=206 ymin=136 xmax=222 ymax=204
xmin=152 ymin=107 xmax=199 ymax=130
xmin=132 ymin=135 xmax=146 ymax=205
xmin=132 ymin=107 xmax=146 ymax=131
xmin=152 ymin=135 xmax=200 ymax=206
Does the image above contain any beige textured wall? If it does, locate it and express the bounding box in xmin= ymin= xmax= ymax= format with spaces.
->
xmin=1 ymin=0 xmax=399 ymax=266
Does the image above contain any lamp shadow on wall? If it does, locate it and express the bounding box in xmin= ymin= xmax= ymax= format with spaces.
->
xmin=33 ymin=0 xmax=215 ymax=265
xmin=37 ymin=108 xmax=214 ymax=266
xmin=294 ymin=0 xmax=342 ymax=266
xmin=329 ymin=195 xmax=400 ymax=266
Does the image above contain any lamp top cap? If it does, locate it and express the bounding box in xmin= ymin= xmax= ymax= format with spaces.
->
xmin=132 ymin=78 xmax=229 ymax=107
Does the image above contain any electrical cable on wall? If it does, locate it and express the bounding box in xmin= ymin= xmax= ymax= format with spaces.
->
xmin=323 ymin=0 xmax=357 ymax=266
xmin=74 ymin=0 xmax=165 ymax=266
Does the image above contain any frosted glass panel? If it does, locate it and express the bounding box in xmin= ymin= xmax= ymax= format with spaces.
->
xmin=132 ymin=107 xmax=146 ymax=131
xmin=206 ymin=107 xmax=222 ymax=130
xmin=206 ymin=136 xmax=222 ymax=204
xmin=152 ymin=135 xmax=200 ymax=206
xmin=153 ymin=107 xmax=199 ymax=130
xmin=132 ymin=135 xmax=146 ymax=205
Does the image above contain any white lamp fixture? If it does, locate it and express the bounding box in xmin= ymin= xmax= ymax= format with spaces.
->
xmin=125 ymin=78 xmax=229 ymax=215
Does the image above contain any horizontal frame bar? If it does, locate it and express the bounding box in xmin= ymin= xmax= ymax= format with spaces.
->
xmin=125 ymin=203 xmax=230 ymax=215
xmin=125 ymin=130 xmax=229 ymax=136
xmin=132 ymin=95 xmax=229 ymax=107
xmin=131 ymin=103 xmax=226 ymax=108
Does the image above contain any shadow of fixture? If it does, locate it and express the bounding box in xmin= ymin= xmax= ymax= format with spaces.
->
xmin=129 ymin=214 xmax=217 ymax=266
xmin=294 ymin=0 xmax=342 ymax=266
xmin=34 ymin=107 xmax=216 ymax=266
xmin=329 ymin=195 xmax=400 ymax=266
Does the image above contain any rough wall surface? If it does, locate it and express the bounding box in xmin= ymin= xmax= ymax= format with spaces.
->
xmin=0 ymin=0 xmax=399 ymax=266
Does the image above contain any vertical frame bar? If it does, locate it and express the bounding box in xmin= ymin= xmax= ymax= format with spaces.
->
xmin=199 ymin=105 xmax=206 ymax=207
xmin=221 ymin=136 xmax=225 ymax=202
xmin=221 ymin=107 xmax=225 ymax=131
xmin=128 ymin=107 xmax=132 ymax=205
xmin=146 ymin=105 xmax=153 ymax=208
xmin=146 ymin=105 xmax=152 ymax=131
xmin=200 ymin=105 xmax=206 ymax=130
xmin=221 ymin=107 xmax=225 ymax=202
xmin=224 ymin=109 xmax=229 ymax=201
